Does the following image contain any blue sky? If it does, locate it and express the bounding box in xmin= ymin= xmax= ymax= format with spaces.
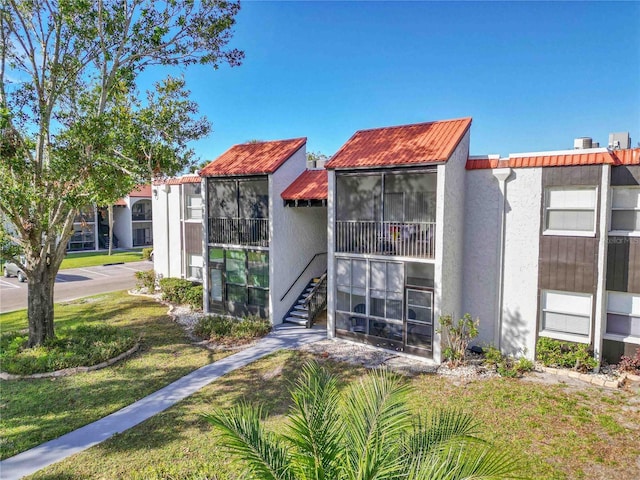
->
xmin=160 ymin=1 xmax=640 ymax=161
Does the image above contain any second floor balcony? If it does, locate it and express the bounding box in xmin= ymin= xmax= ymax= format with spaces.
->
xmin=209 ymin=217 xmax=269 ymax=247
xmin=336 ymin=220 xmax=435 ymax=258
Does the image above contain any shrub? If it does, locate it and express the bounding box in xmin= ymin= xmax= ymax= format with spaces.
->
xmin=135 ymin=269 xmax=157 ymax=292
xmin=193 ymin=315 xmax=271 ymax=344
xmin=482 ymin=345 xmax=534 ymax=377
xmin=142 ymin=247 xmax=154 ymax=260
xmin=618 ymin=347 xmax=640 ymax=374
xmin=184 ymin=284 xmax=203 ymax=311
xmin=437 ymin=313 xmax=479 ymax=365
xmin=0 ymin=325 xmax=137 ymax=375
xmin=159 ymin=278 xmax=196 ymax=304
xmin=536 ymin=337 xmax=598 ymax=372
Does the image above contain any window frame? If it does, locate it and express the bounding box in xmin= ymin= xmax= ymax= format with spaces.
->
xmin=539 ymin=289 xmax=592 ymax=344
xmin=543 ymin=186 xmax=597 ymax=237
xmin=605 ymin=291 xmax=640 ymax=344
xmin=609 ymin=186 xmax=640 ymax=236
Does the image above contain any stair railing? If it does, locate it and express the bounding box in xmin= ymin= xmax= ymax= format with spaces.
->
xmin=303 ymin=272 xmax=327 ymax=328
xmin=279 ymin=252 xmax=327 ymax=302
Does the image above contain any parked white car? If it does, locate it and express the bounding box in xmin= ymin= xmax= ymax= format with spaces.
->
xmin=3 ymin=256 xmax=26 ymax=282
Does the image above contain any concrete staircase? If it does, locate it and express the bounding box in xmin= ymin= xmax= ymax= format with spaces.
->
xmin=283 ymin=276 xmax=324 ymax=327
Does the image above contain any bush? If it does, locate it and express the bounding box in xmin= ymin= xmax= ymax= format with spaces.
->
xmin=0 ymin=325 xmax=137 ymax=375
xmin=618 ymin=347 xmax=640 ymax=374
xmin=193 ymin=315 xmax=271 ymax=344
xmin=135 ymin=269 xmax=157 ymax=292
xmin=437 ymin=313 xmax=479 ymax=365
xmin=142 ymin=247 xmax=154 ymax=260
xmin=536 ymin=337 xmax=598 ymax=372
xmin=184 ymin=284 xmax=203 ymax=311
xmin=159 ymin=278 xmax=196 ymax=304
xmin=483 ymin=345 xmax=534 ymax=377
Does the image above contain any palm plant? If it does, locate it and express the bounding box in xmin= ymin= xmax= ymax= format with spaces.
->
xmin=203 ymin=361 xmax=520 ymax=480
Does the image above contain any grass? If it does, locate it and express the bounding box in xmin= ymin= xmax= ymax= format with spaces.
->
xmin=59 ymin=249 xmax=144 ymax=270
xmin=0 ymin=291 xmax=226 ymax=460
xmin=21 ymin=350 xmax=640 ymax=480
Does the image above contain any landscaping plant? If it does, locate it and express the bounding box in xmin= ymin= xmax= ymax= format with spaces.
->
xmin=618 ymin=347 xmax=640 ymax=374
xmin=142 ymin=248 xmax=154 ymax=261
xmin=204 ymin=361 xmax=520 ymax=480
xmin=437 ymin=313 xmax=479 ymax=365
xmin=135 ymin=269 xmax=157 ymax=293
xmin=483 ymin=346 xmax=534 ymax=377
xmin=193 ymin=315 xmax=271 ymax=344
xmin=536 ymin=337 xmax=598 ymax=372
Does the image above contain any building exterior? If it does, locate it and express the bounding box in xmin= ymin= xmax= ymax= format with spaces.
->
xmin=200 ymin=138 xmax=327 ymax=323
xmin=464 ymin=147 xmax=640 ymax=364
xmin=68 ymin=185 xmax=153 ymax=251
xmin=151 ymin=174 xmax=204 ymax=281
xmin=325 ymin=118 xmax=471 ymax=361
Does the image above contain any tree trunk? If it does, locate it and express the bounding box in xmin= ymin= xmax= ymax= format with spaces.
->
xmin=108 ymin=204 xmax=114 ymax=256
xmin=27 ymin=266 xmax=56 ymax=347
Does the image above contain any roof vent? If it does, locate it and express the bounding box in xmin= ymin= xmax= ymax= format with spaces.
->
xmin=608 ymin=132 xmax=631 ymax=150
xmin=574 ymin=137 xmax=592 ymax=150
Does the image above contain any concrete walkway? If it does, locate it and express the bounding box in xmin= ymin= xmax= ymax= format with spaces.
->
xmin=0 ymin=325 xmax=326 ymax=480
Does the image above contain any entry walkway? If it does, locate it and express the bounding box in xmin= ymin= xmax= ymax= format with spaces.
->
xmin=0 ymin=325 xmax=326 ymax=480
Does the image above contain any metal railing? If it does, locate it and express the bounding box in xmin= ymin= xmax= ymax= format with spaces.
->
xmin=335 ymin=221 xmax=436 ymax=258
xmin=208 ymin=217 xmax=269 ymax=247
xmin=303 ymin=272 xmax=327 ymax=328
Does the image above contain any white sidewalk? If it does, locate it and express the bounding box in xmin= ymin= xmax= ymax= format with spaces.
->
xmin=0 ymin=325 xmax=325 ymax=480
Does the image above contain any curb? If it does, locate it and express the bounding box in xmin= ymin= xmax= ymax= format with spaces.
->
xmin=0 ymin=343 xmax=140 ymax=381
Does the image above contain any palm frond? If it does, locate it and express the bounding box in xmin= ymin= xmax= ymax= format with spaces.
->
xmin=202 ymin=402 xmax=294 ymax=480
xmin=408 ymin=441 xmax=523 ymax=480
xmin=404 ymin=409 xmax=484 ymax=457
xmin=284 ymin=361 xmax=344 ymax=480
xmin=340 ymin=368 xmax=412 ymax=480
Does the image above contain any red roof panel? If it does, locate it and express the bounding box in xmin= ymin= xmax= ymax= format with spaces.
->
xmin=200 ymin=137 xmax=306 ymax=177
xmin=466 ymin=150 xmax=623 ymax=170
xmin=325 ymin=117 xmax=472 ymax=170
xmin=281 ymin=170 xmax=328 ymax=201
xmin=611 ymin=148 xmax=640 ymax=165
xmin=129 ymin=184 xmax=152 ymax=197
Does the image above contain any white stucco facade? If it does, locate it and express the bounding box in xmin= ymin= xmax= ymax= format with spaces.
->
xmin=269 ymin=146 xmax=328 ymax=324
xmin=151 ymin=184 xmax=183 ymax=279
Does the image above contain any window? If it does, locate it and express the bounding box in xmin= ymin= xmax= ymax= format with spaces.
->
xmin=369 ymin=261 xmax=403 ymax=320
xmin=606 ymin=292 xmax=640 ymax=342
xmin=132 ymin=200 xmax=152 ymax=221
xmin=610 ymin=187 xmax=640 ymax=234
xmin=544 ymin=187 xmax=596 ymax=235
xmin=187 ymin=254 xmax=203 ymax=281
xmin=185 ymin=184 xmax=202 ymax=220
xmin=336 ymin=258 xmax=366 ymax=313
xmin=540 ymin=290 xmax=592 ymax=343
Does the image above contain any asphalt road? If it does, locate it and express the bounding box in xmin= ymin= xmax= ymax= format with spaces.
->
xmin=0 ymin=260 xmax=154 ymax=314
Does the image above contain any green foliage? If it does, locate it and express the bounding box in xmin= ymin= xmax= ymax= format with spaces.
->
xmin=193 ymin=315 xmax=271 ymax=343
xmin=204 ymin=361 xmax=520 ymax=480
xmin=135 ymin=269 xmax=157 ymax=292
xmin=437 ymin=313 xmax=479 ymax=365
xmin=184 ymin=284 xmax=203 ymax=311
xmin=159 ymin=277 xmax=200 ymax=305
xmin=1 ymin=0 xmax=243 ymax=346
xmin=483 ymin=346 xmax=535 ymax=377
xmin=142 ymin=247 xmax=154 ymax=261
xmin=618 ymin=347 xmax=640 ymax=373
xmin=536 ymin=337 xmax=598 ymax=372
xmin=0 ymin=325 xmax=137 ymax=375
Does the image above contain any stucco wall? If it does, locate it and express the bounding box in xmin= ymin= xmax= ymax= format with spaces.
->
xmin=151 ymin=185 xmax=183 ymax=279
xmin=112 ymin=205 xmax=132 ymax=249
xmin=326 ymin=170 xmax=336 ymax=338
xmin=500 ymin=167 xmax=542 ymax=358
xmin=434 ymin=129 xmax=470 ymax=362
xmin=461 ymin=169 xmax=502 ymax=346
xmin=269 ymin=146 xmax=327 ymax=324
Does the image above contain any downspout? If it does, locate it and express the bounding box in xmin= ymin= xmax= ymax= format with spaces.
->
xmin=493 ymin=168 xmax=512 ymax=350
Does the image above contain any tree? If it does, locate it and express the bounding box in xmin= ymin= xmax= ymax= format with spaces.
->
xmin=306 ymin=150 xmax=329 ymax=168
xmin=0 ymin=0 xmax=243 ymax=346
xmin=204 ymin=361 xmax=520 ymax=480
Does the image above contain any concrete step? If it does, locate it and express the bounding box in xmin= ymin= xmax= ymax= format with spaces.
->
xmin=290 ymin=310 xmax=309 ymax=319
xmin=284 ymin=317 xmax=307 ymax=326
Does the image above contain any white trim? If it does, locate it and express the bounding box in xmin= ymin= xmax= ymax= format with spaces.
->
xmin=543 ymin=230 xmax=597 ymax=238
xmin=540 ymin=290 xmax=593 ymax=344
xmin=603 ymin=333 xmax=640 ymax=344
xmin=509 ymin=147 xmax=608 ymax=158
xmin=539 ymin=330 xmax=591 ymax=344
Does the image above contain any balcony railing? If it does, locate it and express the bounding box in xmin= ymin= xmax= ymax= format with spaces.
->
xmin=336 ymin=221 xmax=435 ymax=258
xmin=209 ymin=217 xmax=269 ymax=247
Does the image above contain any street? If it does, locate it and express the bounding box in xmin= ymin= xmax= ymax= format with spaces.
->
xmin=0 ymin=261 xmax=154 ymax=314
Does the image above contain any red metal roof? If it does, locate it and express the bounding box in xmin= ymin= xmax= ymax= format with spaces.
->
xmin=199 ymin=137 xmax=307 ymax=177
xmin=129 ymin=184 xmax=152 ymax=197
xmin=281 ymin=169 xmax=328 ymax=201
xmin=159 ymin=174 xmax=201 ymax=185
xmin=465 ymin=149 xmax=633 ymax=170
xmin=611 ymin=148 xmax=640 ymax=165
xmin=325 ymin=117 xmax=472 ymax=170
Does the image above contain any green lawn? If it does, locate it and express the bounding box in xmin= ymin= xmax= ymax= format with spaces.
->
xmin=0 ymin=291 xmax=223 ymax=460
xmin=19 ymin=350 xmax=640 ymax=480
xmin=60 ymin=249 xmax=145 ymax=269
